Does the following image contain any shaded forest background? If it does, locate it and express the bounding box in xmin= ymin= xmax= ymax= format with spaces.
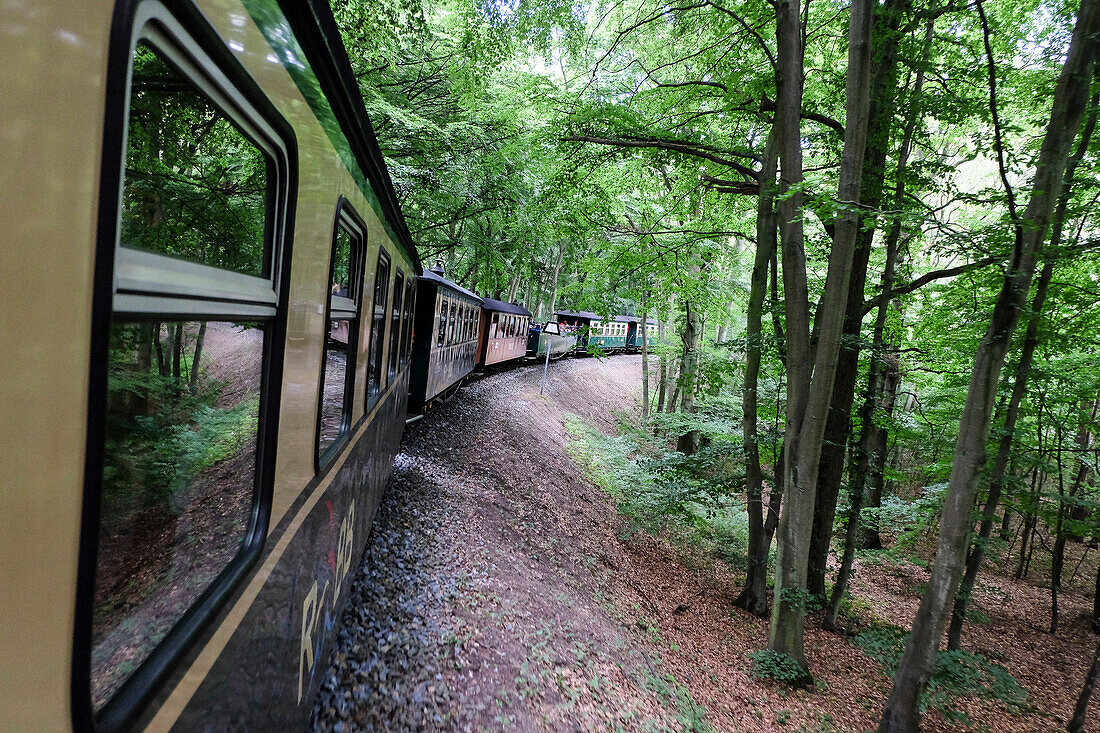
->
xmin=331 ymin=0 xmax=1100 ymax=728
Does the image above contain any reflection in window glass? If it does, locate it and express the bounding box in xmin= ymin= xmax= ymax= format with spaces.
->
xmin=331 ymin=226 xmax=352 ymax=298
xmin=318 ymin=324 xmax=348 ymax=452
xmin=448 ymin=302 xmax=457 ymax=344
xmin=367 ymin=252 xmax=390 ymax=408
xmin=121 ymin=44 xmax=268 ymax=276
xmin=93 ymin=320 xmax=261 ymax=708
xmin=388 ymin=272 xmax=403 ymax=380
xmin=319 ymin=215 xmax=360 ymax=458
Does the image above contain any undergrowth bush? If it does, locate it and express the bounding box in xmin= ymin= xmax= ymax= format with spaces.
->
xmin=853 ymin=624 xmax=1031 ymax=718
xmin=748 ymin=649 xmax=806 ymax=684
xmin=566 ymin=415 xmax=750 ymax=568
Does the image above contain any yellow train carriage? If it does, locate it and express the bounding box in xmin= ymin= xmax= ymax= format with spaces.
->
xmin=1 ymin=0 xmax=418 ymax=729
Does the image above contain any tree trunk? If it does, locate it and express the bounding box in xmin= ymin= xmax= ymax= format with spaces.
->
xmin=879 ymin=2 xmax=1100 ymax=727
xmin=1093 ymin=561 xmax=1100 ymax=631
xmin=947 ymin=260 xmax=1054 ymax=648
xmin=1016 ymin=467 xmax=1040 ymax=580
xmin=808 ymin=0 xmax=910 ymax=601
xmin=676 ymin=301 xmax=702 ymax=454
xmin=171 ymin=322 xmax=183 ymax=387
xmin=825 ymin=170 xmax=910 ymax=629
xmin=949 ymin=78 xmax=1097 ymax=649
xmin=657 ymin=323 xmax=668 ymax=414
xmin=770 ymin=0 xmax=875 ymax=677
xmin=547 ymin=242 xmax=564 ymax=317
xmin=769 ymin=0 xmax=812 ymax=672
xmin=641 ymin=295 xmax=650 ymax=421
xmin=506 ymin=269 xmax=521 ymax=303
xmin=189 ymin=321 xmax=207 ymax=395
xmin=736 ymin=126 xmax=780 ymax=617
xmin=1069 ymin=638 xmax=1100 ymax=733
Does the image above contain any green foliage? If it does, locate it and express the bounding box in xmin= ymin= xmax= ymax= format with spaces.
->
xmin=748 ymin=650 xmax=806 ymax=684
xmin=123 ymin=45 xmax=267 ymax=274
xmin=567 ymin=414 xmax=750 ymax=568
xmin=861 ymin=484 xmax=948 ymax=547
xmin=103 ymin=324 xmax=258 ymax=520
xmin=853 ymin=625 xmax=1031 ymax=717
xmin=164 ymin=399 xmax=259 ymax=486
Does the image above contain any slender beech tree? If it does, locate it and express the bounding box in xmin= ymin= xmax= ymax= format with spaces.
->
xmin=945 ymin=88 xmax=1098 ymax=647
xmin=879 ymin=0 xmax=1100 ymax=728
xmin=824 ymin=15 xmax=932 ymax=628
xmin=808 ymin=0 xmax=910 ymax=599
xmin=736 ymin=128 xmax=780 ymax=616
xmin=769 ymin=0 xmax=875 ymax=675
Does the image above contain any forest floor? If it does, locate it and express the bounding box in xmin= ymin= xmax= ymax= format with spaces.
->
xmin=312 ymin=354 xmax=1100 ymax=732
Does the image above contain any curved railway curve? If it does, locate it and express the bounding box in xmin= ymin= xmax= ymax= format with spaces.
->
xmin=307 ymin=355 xmax=717 ymax=732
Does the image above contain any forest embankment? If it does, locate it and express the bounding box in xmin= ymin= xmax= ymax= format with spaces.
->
xmin=313 ymin=356 xmax=1097 ymax=732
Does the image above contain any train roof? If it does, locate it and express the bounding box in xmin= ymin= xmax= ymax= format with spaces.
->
xmin=419 ymin=268 xmax=482 ymax=302
xmin=554 ymin=310 xmax=601 ymax=321
xmin=555 ymin=311 xmax=654 ymax=324
xmin=279 ymin=1 xmax=422 ymax=274
xmin=481 ymin=298 xmax=532 ymax=316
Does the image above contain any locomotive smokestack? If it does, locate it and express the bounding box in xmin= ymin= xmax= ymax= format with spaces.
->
xmin=430 ymin=258 xmax=445 ymax=277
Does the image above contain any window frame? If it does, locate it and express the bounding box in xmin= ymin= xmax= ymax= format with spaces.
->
xmin=315 ymin=198 xmax=365 ymax=470
xmin=402 ymin=279 xmax=415 ymax=365
xmin=387 ymin=270 xmax=403 ymax=381
xmin=75 ymin=5 xmax=294 ymax=731
xmin=366 ymin=248 xmax=391 ymax=411
xmin=436 ymin=295 xmax=447 ymax=347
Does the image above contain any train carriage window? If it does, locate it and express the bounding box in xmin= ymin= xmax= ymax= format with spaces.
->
xmin=367 ymin=251 xmax=390 ymax=408
xmin=402 ymin=280 xmax=415 ymax=364
xmin=490 ymin=313 xmax=499 ymax=340
xmin=388 ymin=272 xmax=403 ymax=381
xmin=442 ymin=299 xmax=450 ymax=345
xmin=88 ymin=16 xmax=289 ymax=720
xmin=394 ymin=272 xmax=407 ymax=371
xmin=120 ymin=45 xmax=268 ymax=278
xmin=317 ymin=204 xmax=363 ymax=463
xmin=436 ymin=296 xmax=446 ymax=347
xmin=449 ymin=301 xmax=457 ymax=344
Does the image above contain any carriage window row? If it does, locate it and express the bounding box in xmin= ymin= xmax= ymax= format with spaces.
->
xmin=436 ymin=297 xmax=480 ymax=347
xmin=318 ymin=211 xmax=417 ymax=466
xmin=317 ymin=202 xmax=370 ymax=463
xmin=489 ymin=314 xmax=528 ymax=340
xmin=89 ymin=17 xmax=418 ymax=723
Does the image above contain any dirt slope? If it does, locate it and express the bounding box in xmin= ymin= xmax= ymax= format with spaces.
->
xmin=313 ymin=354 xmax=1098 ymax=732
